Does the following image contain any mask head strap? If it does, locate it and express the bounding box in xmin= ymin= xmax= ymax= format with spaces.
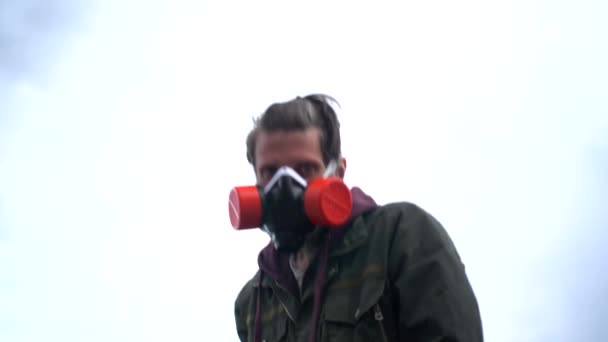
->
xmin=323 ymin=159 xmax=339 ymax=178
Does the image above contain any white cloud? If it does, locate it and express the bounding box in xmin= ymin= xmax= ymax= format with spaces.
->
xmin=1 ymin=0 xmax=606 ymax=341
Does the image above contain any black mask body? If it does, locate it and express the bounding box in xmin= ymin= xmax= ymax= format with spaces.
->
xmin=261 ymin=167 xmax=315 ymax=253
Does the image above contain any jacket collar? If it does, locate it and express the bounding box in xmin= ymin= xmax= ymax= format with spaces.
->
xmin=329 ymin=214 xmax=371 ymax=257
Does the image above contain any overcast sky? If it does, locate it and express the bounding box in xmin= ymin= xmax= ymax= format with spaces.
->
xmin=1 ymin=0 xmax=607 ymax=341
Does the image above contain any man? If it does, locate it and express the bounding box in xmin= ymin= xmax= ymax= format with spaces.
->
xmin=231 ymin=94 xmax=483 ymax=342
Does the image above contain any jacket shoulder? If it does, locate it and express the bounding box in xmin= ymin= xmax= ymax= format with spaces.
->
xmin=235 ymin=270 xmax=260 ymax=309
xmin=363 ymin=201 xmax=457 ymax=253
xmin=363 ymin=201 xmax=440 ymax=231
xmin=367 ymin=201 xmax=429 ymax=219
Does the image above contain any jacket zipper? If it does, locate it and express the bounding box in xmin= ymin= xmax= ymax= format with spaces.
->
xmin=374 ymin=304 xmax=389 ymax=342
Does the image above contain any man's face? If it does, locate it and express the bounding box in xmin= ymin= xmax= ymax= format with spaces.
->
xmin=254 ymin=128 xmax=330 ymax=187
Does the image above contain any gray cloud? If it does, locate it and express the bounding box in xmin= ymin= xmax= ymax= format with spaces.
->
xmin=0 ymin=0 xmax=86 ymax=79
xmin=0 ymin=0 xmax=90 ymax=236
xmin=0 ymin=0 xmax=89 ymax=117
xmin=536 ymin=146 xmax=608 ymax=341
xmin=568 ymin=148 xmax=608 ymax=340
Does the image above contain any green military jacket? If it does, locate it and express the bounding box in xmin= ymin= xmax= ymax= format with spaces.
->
xmin=234 ymin=201 xmax=483 ymax=342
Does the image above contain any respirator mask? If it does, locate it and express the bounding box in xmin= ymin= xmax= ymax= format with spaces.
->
xmin=228 ymin=162 xmax=353 ymax=253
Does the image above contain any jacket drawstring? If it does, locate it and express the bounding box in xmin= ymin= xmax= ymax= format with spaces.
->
xmin=308 ymin=234 xmax=331 ymax=342
xmin=254 ymin=272 xmax=263 ymax=342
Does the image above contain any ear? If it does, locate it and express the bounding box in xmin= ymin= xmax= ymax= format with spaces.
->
xmin=336 ymin=157 xmax=346 ymax=179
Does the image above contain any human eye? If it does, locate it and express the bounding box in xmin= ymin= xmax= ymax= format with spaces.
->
xmin=296 ymin=163 xmax=317 ymax=180
xmin=259 ymin=167 xmax=277 ymax=182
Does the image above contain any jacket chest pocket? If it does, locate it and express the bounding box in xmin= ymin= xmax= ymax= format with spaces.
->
xmin=320 ymin=276 xmax=393 ymax=342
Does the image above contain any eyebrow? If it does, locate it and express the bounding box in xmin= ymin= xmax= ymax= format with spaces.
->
xmin=258 ymin=164 xmax=278 ymax=172
xmin=295 ymin=161 xmax=319 ymax=169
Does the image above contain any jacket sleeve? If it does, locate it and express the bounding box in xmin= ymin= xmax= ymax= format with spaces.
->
xmin=387 ymin=204 xmax=484 ymax=341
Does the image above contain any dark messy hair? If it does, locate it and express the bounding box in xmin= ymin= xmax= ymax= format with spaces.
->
xmin=246 ymin=94 xmax=342 ymax=167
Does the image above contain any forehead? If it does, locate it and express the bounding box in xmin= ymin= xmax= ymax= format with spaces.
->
xmin=255 ymin=128 xmax=323 ymax=167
